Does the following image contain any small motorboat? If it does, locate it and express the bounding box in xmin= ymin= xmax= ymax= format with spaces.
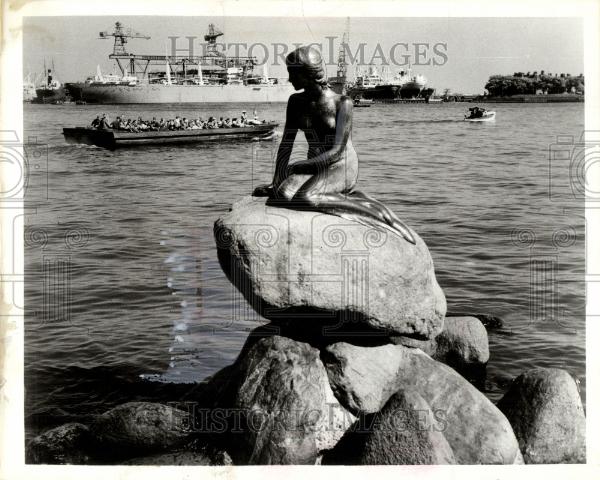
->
xmin=464 ymin=107 xmax=496 ymax=122
xmin=353 ymin=97 xmax=373 ymax=108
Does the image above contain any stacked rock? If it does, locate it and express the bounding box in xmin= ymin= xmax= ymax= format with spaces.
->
xmin=26 ymin=196 xmax=586 ymax=465
xmin=208 ymin=196 xmax=522 ymax=465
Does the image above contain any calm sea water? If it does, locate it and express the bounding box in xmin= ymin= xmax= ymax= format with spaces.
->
xmin=24 ymin=101 xmax=585 ymax=438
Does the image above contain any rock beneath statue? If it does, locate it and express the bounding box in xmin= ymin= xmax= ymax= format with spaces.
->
xmin=434 ymin=316 xmax=489 ymax=367
xmin=90 ymin=402 xmax=193 ymax=458
xmin=323 ymin=342 xmax=412 ymax=414
xmin=26 ymin=422 xmax=93 ymax=464
xmin=497 ymin=368 xmax=585 ymax=464
xmin=391 ymin=316 xmax=489 ymax=377
xmin=323 ymin=389 xmax=456 ymax=465
xmin=212 ymin=331 xmax=355 ymax=464
xmin=214 ymin=196 xmax=446 ymax=339
xmin=322 ymin=342 xmax=522 ymax=464
xmin=446 ymin=312 xmax=504 ymax=330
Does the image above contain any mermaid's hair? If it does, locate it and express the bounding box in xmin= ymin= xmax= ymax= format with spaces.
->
xmin=286 ymin=46 xmax=328 ymax=86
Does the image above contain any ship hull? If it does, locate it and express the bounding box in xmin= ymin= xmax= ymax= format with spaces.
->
xmin=399 ymin=81 xmax=426 ymax=99
xmin=33 ymin=87 xmax=67 ymax=104
xmin=347 ymin=85 xmax=401 ymax=100
xmin=65 ymin=83 xmax=295 ymax=104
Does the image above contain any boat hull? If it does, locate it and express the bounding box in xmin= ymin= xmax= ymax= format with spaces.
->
xmin=399 ymin=81 xmax=426 ymax=99
xmin=65 ymin=83 xmax=295 ymax=104
xmin=348 ymin=85 xmax=401 ymax=100
xmin=464 ymin=112 xmax=496 ymax=122
xmin=33 ymin=87 xmax=68 ymax=104
xmin=63 ymin=123 xmax=278 ymax=149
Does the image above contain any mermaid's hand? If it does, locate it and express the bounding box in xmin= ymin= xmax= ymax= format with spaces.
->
xmin=252 ymin=184 xmax=275 ymax=197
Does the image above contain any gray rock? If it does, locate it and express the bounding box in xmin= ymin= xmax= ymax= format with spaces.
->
xmin=324 ymin=342 xmax=412 ymax=414
xmin=216 ymin=332 xmax=355 ymax=464
xmin=391 ymin=316 xmax=489 ymax=377
xmin=434 ymin=316 xmax=489 ymax=368
xmin=26 ymin=423 xmax=92 ymax=464
xmin=324 ymin=389 xmax=456 ymax=465
xmin=214 ymin=196 xmax=446 ymax=339
xmin=119 ymin=449 xmax=233 ymax=465
xmin=323 ymin=342 xmax=522 ymax=464
xmin=90 ymin=402 xmax=192 ymax=457
xmin=497 ymin=368 xmax=586 ymax=464
xmin=390 ymin=334 xmax=437 ymax=355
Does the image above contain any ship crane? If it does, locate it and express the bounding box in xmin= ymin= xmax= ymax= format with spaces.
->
xmin=203 ymin=23 xmax=225 ymax=57
xmin=99 ymin=22 xmax=151 ymax=77
xmin=93 ymin=21 xmax=258 ymax=85
xmin=336 ymin=17 xmax=350 ymax=80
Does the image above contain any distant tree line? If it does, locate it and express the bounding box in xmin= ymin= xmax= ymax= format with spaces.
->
xmin=485 ymin=71 xmax=584 ymax=96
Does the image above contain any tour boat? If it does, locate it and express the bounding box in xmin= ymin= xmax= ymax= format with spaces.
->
xmin=63 ymin=123 xmax=278 ymax=150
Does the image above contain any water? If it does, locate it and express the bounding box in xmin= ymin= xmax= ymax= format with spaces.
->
xmin=23 ymin=101 xmax=585 ymax=438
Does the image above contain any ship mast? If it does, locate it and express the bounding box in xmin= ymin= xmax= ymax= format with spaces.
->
xmin=336 ymin=17 xmax=350 ymax=80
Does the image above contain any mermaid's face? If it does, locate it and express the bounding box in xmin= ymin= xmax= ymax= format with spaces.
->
xmin=287 ymin=66 xmax=310 ymax=90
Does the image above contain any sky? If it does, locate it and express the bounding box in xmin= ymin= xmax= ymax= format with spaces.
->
xmin=23 ymin=16 xmax=583 ymax=94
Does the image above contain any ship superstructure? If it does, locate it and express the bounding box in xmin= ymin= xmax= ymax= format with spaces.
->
xmin=66 ymin=22 xmax=294 ymax=104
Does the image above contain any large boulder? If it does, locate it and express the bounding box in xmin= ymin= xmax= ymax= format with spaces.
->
xmin=214 ymin=196 xmax=446 ymax=339
xmin=26 ymin=423 xmax=92 ymax=464
xmin=497 ymin=368 xmax=585 ymax=464
xmin=322 ymin=342 xmax=522 ymax=464
xmin=213 ymin=331 xmax=355 ymax=464
xmin=324 ymin=389 xmax=456 ymax=465
xmin=90 ymin=402 xmax=193 ymax=458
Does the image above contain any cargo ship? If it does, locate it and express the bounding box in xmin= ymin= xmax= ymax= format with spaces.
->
xmin=347 ymin=64 xmax=430 ymax=100
xmin=65 ymin=22 xmax=294 ymax=104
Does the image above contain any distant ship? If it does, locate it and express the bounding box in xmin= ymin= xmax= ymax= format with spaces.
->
xmin=398 ymin=69 xmax=427 ymax=99
xmin=65 ymin=22 xmax=294 ymax=104
xmin=32 ymin=64 xmax=68 ymax=104
xmin=347 ymin=64 xmax=429 ymax=100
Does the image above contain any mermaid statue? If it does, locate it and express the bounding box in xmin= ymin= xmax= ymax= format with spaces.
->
xmin=253 ymin=46 xmax=415 ymax=245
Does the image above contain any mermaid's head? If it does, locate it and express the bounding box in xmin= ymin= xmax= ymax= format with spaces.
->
xmin=286 ymin=46 xmax=328 ymax=90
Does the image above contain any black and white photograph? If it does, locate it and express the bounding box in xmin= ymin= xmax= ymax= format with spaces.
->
xmin=1 ymin=0 xmax=599 ymax=477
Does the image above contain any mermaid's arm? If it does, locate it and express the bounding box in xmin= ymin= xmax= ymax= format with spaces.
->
xmin=272 ymin=97 xmax=299 ymax=186
xmin=253 ymin=97 xmax=299 ymax=196
xmin=291 ymin=97 xmax=353 ymax=174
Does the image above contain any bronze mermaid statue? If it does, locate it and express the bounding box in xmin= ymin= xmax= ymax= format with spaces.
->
xmin=253 ymin=46 xmax=415 ymax=245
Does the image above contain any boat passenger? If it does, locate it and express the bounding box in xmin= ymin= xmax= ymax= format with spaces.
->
xmin=231 ymin=117 xmax=242 ymax=128
xmin=111 ymin=116 xmax=121 ymax=129
xmin=173 ymin=116 xmax=182 ymax=130
xmin=91 ymin=115 xmax=101 ymax=128
xmin=207 ymin=117 xmax=217 ymax=129
xmin=98 ymin=114 xmax=111 ymax=130
xmin=241 ymin=111 xmax=248 ymax=124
